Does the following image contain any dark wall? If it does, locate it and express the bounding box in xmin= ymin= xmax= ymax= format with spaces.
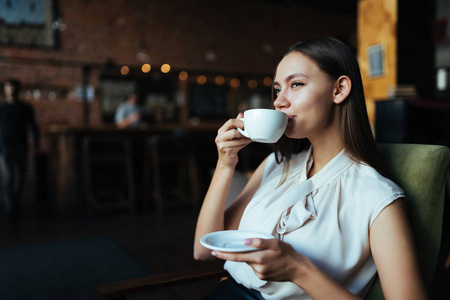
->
xmin=0 ymin=0 xmax=356 ymax=128
xmin=397 ymin=0 xmax=436 ymax=97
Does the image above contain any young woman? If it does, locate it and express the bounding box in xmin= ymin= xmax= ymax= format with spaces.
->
xmin=194 ymin=37 xmax=428 ymax=300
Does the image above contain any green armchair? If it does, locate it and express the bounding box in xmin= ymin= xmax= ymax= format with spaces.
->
xmin=365 ymin=144 xmax=450 ymax=300
xmin=98 ymin=144 xmax=450 ymax=300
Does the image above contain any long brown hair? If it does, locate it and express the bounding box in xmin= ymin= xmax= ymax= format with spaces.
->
xmin=273 ymin=37 xmax=393 ymax=181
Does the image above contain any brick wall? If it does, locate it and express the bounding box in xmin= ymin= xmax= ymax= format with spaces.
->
xmin=0 ymin=0 xmax=356 ymax=129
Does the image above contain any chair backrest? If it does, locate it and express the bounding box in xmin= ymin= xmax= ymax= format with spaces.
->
xmin=365 ymin=144 xmax=450 ymax=300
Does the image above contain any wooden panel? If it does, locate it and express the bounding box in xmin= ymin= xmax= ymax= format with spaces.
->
xmin=97 ymin=265 xmax=227 ymax=300
xmin=357 ymin=0 xmax=397 ymax=125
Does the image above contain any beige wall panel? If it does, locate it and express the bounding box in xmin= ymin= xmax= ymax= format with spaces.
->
xmin=357 ymin=0 xmax=397 ymax=124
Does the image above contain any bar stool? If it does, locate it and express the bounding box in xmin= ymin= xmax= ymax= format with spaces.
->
xmin=82 ymin=136 xmax=135 ymax=214
xmin=144 ymin=131 xmax=199 ymax=214
xmin=143 ymin=135 xmax=163 ymax=214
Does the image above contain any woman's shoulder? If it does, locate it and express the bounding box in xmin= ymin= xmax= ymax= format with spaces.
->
xmin=340 ymin=161 xmax=404 ymax=209
xmin=353 ymin=162 xmax=402 ymax=193
xmin=331 ymin=161 xmax=405 ymax=227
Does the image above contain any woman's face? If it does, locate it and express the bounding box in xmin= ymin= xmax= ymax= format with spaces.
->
xmin=273 ymin=51 xmax=339 ymax=140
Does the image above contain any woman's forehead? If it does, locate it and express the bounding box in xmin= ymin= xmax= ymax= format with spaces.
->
xmin=275 ymin=52 xmax=321 ymax=81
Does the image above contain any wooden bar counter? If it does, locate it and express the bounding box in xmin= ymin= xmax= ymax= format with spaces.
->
xmin=43 ymin=124 xmax=222 ymax=214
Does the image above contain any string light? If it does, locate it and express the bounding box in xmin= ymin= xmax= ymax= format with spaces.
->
xmin=121 ymin=66 xmax=130 ymax=75
xmin=141 ymin=63 xmax=151 ymax=73
xmin=263 ymin=77 xmax=273 ymax=87
xmin=179 ymin=71 xmax=189 ymax=80
xmin=161 ymin=64 xmax=171 ymax=73
xmin=121 ymin=62 xmax=270 ymax=95
xmin=197 ymin=75 xmax=207 ymax=85
xmin=248 ymin=79 xmax=257 ymax=89
xmin=215 ymin=75 xmax=225 ymax=85
xmin=230 ymin=78 xmax=240 ymax=88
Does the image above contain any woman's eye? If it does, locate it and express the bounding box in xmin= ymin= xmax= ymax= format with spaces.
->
xmin=291 ymin=82 xmax=304 ymax=88
xmin=274 ymin=87 xmax=281 ymax=95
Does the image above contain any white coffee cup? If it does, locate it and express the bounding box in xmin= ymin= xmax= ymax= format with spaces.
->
xmin=237 ymin=109 xmax=288 ymax=143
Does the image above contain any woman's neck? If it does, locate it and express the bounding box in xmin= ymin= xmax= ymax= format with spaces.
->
xmin=308 ymin=139 xmax=344 ymax=178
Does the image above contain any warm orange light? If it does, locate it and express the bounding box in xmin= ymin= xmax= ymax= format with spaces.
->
xmin=248 ymin=79 xmax=257 ymax=89
xmin=121 ymin=66 xmax=130 ymax=75
xmin=230 ymin=78 xmax=240 ymax=88
xmin=161 ymin=64 xmax=171 ymax=73
xmin=263 ymin=77 xmax=273 ymax=87
xmin=215 ymin=75 xmax=225 ymax=85
xmin=197 ymin=75 xmax=207 ymax=85
xmin=141 ymin=63 xmax=151 ymax=73
xmin=179 ymin=71 xmax=189 ymax=80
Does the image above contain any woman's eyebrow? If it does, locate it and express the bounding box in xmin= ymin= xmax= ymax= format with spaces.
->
xmin=286 ymin=72 xmax=309 ymax=81
xmin=273 ymin=72 xmax=309 ymax=86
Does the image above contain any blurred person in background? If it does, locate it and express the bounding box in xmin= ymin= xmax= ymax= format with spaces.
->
xmin=0 ymin=78 xmax=40 ymax=223
xmin=115 ymin=93 xmax=148 ymax=129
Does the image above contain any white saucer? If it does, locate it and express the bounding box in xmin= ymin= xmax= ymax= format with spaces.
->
xmin=200 ymin=230 xmax=274 ymax=252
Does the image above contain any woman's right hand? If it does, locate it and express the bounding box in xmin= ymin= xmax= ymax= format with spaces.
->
xmin=194 ymin=114 xmax=265 ymax=261
xmin=215 ymin=113 xmax=252 ymax=169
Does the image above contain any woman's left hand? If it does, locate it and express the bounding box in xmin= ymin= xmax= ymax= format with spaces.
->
xmin=212 ymin=238 xmax=308 ymax=282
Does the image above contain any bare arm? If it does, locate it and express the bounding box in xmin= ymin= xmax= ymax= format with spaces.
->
xmin=193 ymin=114 xmax=266 ymax=261
xmin=370 ymin=198 xmax=428 ymax=300
xmin=293 ymin=198 xmax=427 ymax=299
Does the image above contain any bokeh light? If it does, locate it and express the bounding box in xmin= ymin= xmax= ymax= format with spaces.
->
xmin=215 ymin=75 xmax=225 ymax=85
xmin=179 ymin=71 xmax=189 ymax=80
xmin=141 ymin=63 xmax=151 ymax=73
xmin=161 ymin=64 xmax=171 ymax=73
xmin=197 ymin=75 xmax=207 ymax=85
xmin=230 ymin=78 xmax=240 ymax=88
xmin=263 ymin=77 xmax=273 ymax=87
xmin=120 ymin=66 xmax=130 ymax=75
xmin=248 ymin=79 xmax=257 ymax=89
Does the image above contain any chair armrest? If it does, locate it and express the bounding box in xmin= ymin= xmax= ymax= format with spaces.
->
xmin=97 ymin=265 xmax=228 ymax=300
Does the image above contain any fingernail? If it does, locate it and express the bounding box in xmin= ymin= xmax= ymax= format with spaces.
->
xmin=243 ymin=238 xmax=252 ymax=246
xmin=211 ymin=251 xmax=217 ymax=256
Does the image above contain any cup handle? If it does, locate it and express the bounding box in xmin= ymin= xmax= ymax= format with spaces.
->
xmin=237 ymin=118 xmax=250 ymax=138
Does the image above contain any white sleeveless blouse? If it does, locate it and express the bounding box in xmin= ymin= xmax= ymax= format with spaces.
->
xmin=224 ymin=147 xmax=404 ymax=299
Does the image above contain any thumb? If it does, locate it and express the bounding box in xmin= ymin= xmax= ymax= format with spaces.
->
xmin=244 ymin=237 xmax=275 ymax=249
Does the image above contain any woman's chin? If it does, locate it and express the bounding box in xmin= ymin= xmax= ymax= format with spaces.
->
xmin=284 ymin=129 xmax=306 ymax=140
xmin=284 ymin=131 xmax=298 ymax=139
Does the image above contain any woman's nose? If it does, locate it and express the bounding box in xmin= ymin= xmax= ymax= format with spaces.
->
xmin=273 ymin=91 xmax=289 ymax=109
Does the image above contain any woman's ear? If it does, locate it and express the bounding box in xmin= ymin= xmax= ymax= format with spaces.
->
xmin=333 ymin=75 xmax=351 ymax=104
